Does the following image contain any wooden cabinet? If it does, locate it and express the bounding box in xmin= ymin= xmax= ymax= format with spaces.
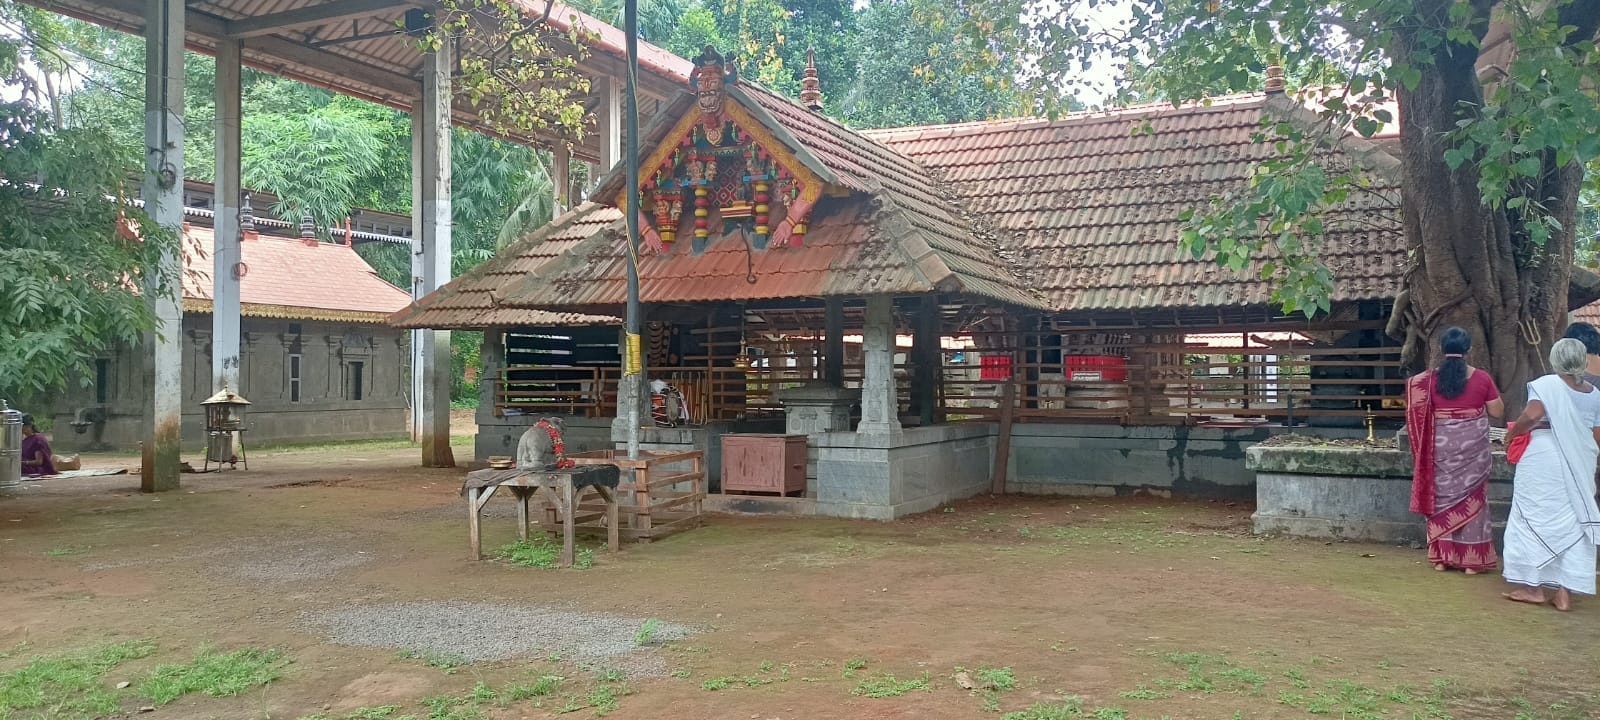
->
xmin=721 ymin=434 xmax=807 ymax=496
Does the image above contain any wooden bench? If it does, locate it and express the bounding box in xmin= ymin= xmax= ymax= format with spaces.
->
xmin=463 ymin=464 xmax=622 ymax=566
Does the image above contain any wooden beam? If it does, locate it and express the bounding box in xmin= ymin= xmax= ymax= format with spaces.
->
xmin=52 ymin=0 xmax=423 ymax=100
xmin=990 ymin=378 xmax=1015 ymax=495
xmin=226 ymin=0 xmax=404 ymax=38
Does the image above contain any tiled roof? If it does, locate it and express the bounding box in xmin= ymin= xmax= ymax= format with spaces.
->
xmin=733 ymin=85 xmax=1044 ymax=309
xmin=1575 ymin=300 xmax=1600 ymax=326
xmin=863 ymin=93 xmax=1405 ymax=313
xmin=521 ymin=197 xmax=944 ymax=308
xmin=389 ymin=204 xmax=623 ymax=329
xmin=521 ymin=1 xmax=694 ymax=82
xmin=518 ymin=82 xmax=1046 ymax=313
xmin=184 ymin=225 xmax=411 ymax=323
xmin=397 ymin=87 xmax=1412 ymax=330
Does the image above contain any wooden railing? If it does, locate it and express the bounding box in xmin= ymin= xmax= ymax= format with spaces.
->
xmin=495 ymin=364 xmax=879 ymax=421
xmin=938 ymin=342 xmax=1404 ymax=424
xmin=493 ymin=333 xmax=1401 ymax=426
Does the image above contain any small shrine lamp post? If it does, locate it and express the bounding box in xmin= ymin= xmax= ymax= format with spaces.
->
xmin=623 ymin=0 xmax=643 ymax=459
xmin=200 ymin=386 xmax=251 ymax=471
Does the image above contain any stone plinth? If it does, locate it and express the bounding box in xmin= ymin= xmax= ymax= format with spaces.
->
xmin=1247 ymin=444 xmax=1511 ymax=543
xmin=777 ymin=382 xmax=858 ymax=435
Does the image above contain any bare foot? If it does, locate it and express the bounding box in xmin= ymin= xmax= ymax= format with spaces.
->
xmin=1464 ymin=569 xmax=1479 ymax=575
xmin=1503 ymin=588 xmax=1548 ymax=605
xmin=1554 ymin=588 xmax=1572 ymax=612
xmin=1434 ymin=563 xmax=1447 ymax=572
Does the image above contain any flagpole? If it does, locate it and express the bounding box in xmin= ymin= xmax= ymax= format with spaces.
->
xmin=622 ymin=0 xmax=642 ymax=459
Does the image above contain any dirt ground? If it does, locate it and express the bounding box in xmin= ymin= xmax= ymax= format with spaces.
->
xmin=3 ymin=438 xmax=1599 ymax=720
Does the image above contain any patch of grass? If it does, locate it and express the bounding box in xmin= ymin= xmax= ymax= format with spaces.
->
xmin=421 ymin=692 xmax=486 ymax=720
xmin=670 ymin=669 xmax=691 ymax=679
xmin=313 ymin=706 xmax=400 ymax=720
xmin=1001 ymin=697 xmax=1088 ymax=719
xmin=399 ymin=649 xmax=469 ymax=674
xmin=504 ymin=675 xmax=563 ymax=701
xmin=0 ymin=640 xmax=156 ymax=718
xmin=594 ymin=667 xmax=625 ymax=683
xmin=495 ymin=538 xmax=595 ymax=569
xmin=1119 ymin=685 xmax=1170 ymax=700
xmin=975 ymin=666 xmax=1017 ymax=691
xmin=700 ymin=676 xmax=736 ymax=691
xmin=842 ymin=658 xmax=868 ymax=678
xmin=634 ymin=618 xmax=663 ymax=647
xmin=45 ymin=546 xmax=88 ymax=557
xmin=586 ymin=685 xmax=619 ymax=716
xmin=139 ymin=647 xmax=286 ymax=705
xmin=851 ymin=672 xmax=933 ymax=698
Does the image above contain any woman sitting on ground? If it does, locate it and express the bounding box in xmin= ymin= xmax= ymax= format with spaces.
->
xmin=1404 ymin=327 xmax=1504 ymax=574
xmin=1501 ymin=338 xmax=1600 ymax=611
xmin=20 ymin=416 xmax=55 ymax=477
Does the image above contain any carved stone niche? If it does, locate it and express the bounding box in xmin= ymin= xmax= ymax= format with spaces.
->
xmin=341 ymin=329 xmax=372 ymax=358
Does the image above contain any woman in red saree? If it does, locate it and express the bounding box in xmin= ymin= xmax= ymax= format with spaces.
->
xmin=1406 ymin=327 xmax=1505 ymax=573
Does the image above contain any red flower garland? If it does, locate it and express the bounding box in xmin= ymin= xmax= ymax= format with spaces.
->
xmin=536 ymin=419 xmax=576 ymax=469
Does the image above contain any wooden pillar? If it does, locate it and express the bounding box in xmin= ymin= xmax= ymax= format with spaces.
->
xmin=141 ymin=0 xmax=184 ymax=493
xmin=913 ymin=295 xmax=940 ymax=426
xmin=414 ymin=38 xmax=455 ymax=468
xmin=857 ymin=295 xmax=901 ymax=435
xmin=553 ymin=145 xmax=571 ymax=212
xmin=824 ymin=296 xmax=845 ymax=386
xmin=212 ymin=38 xmax=242 ymax=395
xmin=596 ymin=75 xmax=623 ymax=175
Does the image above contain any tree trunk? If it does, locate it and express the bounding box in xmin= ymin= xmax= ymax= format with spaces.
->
xmin=1391 ymin=0 xmax=1582 ymax=413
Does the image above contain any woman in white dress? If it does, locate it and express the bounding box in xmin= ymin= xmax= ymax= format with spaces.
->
xmin=1501 ymin=338 xmax=1600 ymax=611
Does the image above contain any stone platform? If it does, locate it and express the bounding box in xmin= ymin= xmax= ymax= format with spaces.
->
xmin=1247 ymin=444 xmax=1512 ymax=544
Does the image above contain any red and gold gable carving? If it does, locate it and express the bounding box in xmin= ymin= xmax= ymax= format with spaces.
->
xmin=619 ymin=47 xmax=824 ymax=253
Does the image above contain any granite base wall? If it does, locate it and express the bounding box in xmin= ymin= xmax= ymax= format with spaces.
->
xmin=1247 ymin=445 xmax=1513 ymax=543
xmin=814 ymin=425 xmax=994 ymax=519
xmin=1007 ymin=423 xmax=1367 ymax=500
xmin=63 ymin=405 xmax=407 ymax=452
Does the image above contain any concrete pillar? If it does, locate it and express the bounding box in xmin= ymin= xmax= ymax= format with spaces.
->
xmin=141 ymin=0 xmax=185 ymax=493
xmin=553 ymin=145 xmax=571 ymax=212
xmin=596 ymin=75 xmax=623 ymax=174
xmin=212 ymin=38 xmax=242 ymax=395
xmin=913 ymin=295 xmax=940 ymax=426
xmin=476 ymin=328 xmax=504 ymax=424
xmin=414 ymin=39 xmax=455 ymax=467
xmin=611 ymin=311 xmax=651 ymax=438
xmin=409 ymin=109 xmax=424 ymax=441
xmin=858 ymin=295 xmax=901 ymax=436
xmin=824 ymin=296 xmax=844 ymax=386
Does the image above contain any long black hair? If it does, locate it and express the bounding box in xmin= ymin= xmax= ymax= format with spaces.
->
xmin=1435 ymin=327 xmax=1471 ymax=400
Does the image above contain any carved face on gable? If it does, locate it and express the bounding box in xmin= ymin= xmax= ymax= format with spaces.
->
xmin=695 ymin=65 xmax=725 ymax=116
xmin=693 ymin=45 xmax=729 ymax=117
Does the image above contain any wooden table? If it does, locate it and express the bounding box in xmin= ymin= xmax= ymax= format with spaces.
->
xmin=463 ymin=464 xmax=622 ymax=566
